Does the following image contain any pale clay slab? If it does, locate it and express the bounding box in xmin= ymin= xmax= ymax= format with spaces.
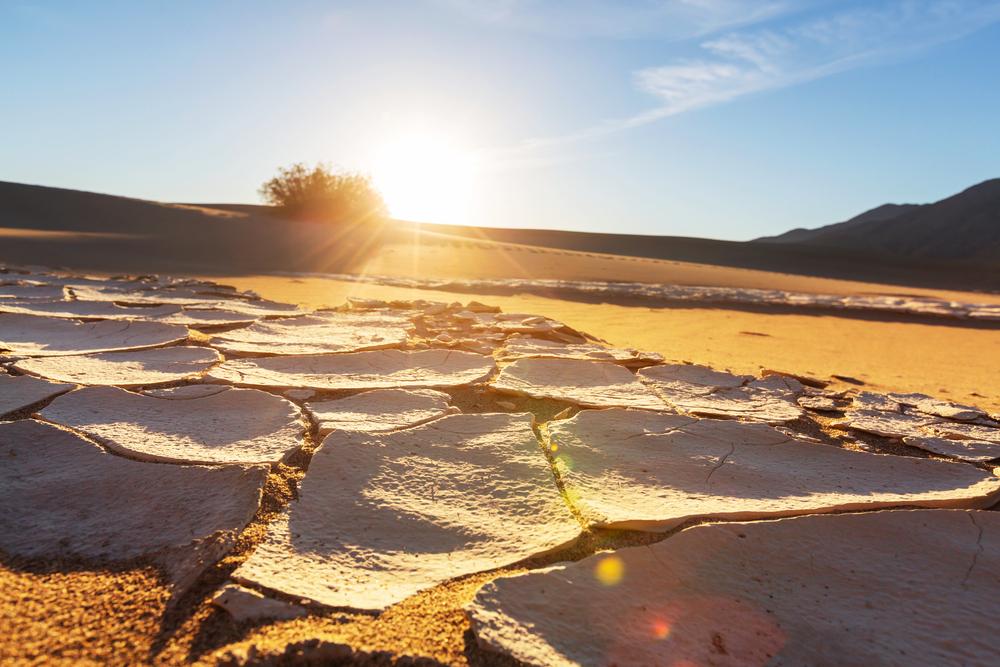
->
xmin=491 ymin=358 xmax=666 ymax=410
xmin=544 ymin=409 xmax=1000 ymax=531
xmin=0 ymin=299 xmax=180 ymax=321
xmin=497 ymin=335 xmax=662 ymax=366
xmin=469 ymin=312 xmax=562 ymax=334
xmin=924 ymin=420 xmax=1000 ymax=445
xmin=211 ymin=584 xmax=307 ymax=622
xmin=833 ymin=392 xmax=1000 ymax=463
xmin=0 ymin=299 xmax=257 ymax=328
xmin=851 ymin=391 xmax=903 ymax=412
xmin=208 ymin=312 xmax=413 ymax=356
xmin=832 ymin=408 xmax=938 ymax=439
xmin=797 ymin=395 xmax=843 ymax=412
xmin=888 ymin=392 xmax=986 ymax=421
xmin=467 ymin=509 xmax=1000 ymax=667
xmin=903 ymin=436 xmax=1000 ymax=463
xmin=142 ymin=384 xmax=231 ymax=399
xmin=208 ymin=349 xmax=496 ymax=391
xmin=638 ymin=365 xmax=804 ymax=423
xmin=0 ymin=284 xmax=67 ymax=300
xmin=67 ymin=285 xmax=303 ymax=316
xmin=0 ymin=420 xmax=266 ymax=587
xmin=305 ymin=388 xmax=458 ymax=435
xmin=66 ymin=284 xmax=234 ymax=306
xmin=0 ymin=373 xmax=75 ymax=416
xmin=12 ymin=346 xmax=220 ymax=387
xmin=0 ymin=313 xmax=188 ymax=357
xmin=40 ymin=385 xmax=304 ymax=465
xmin=638 ymin=363 xmax=751 ymax=394
xmin=234 ymin=413 xmax=580 ymax=611
xmin=153 ymin=308 xmax=259 ymax=328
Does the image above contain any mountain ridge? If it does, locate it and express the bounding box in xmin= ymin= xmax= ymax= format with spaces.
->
xmin=757 ymin=203 xmax=924 ymax=244
xmin=754 ymin=179 xmax=1000 ymax=262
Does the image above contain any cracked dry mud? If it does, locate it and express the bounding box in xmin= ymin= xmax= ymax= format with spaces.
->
xmin=304 ymin=388 xmax=458 ymax=435
xmin=208 ymin=312 xmax=414 ymax=356
xmin=833 ymin=391 xmax=1000 ymax=463
xmin=39 ymin=385 xmax=305 ymax=465
xmin=467 ymin=510 xmax=1000 ymax=667
xmin=208 ymin=348 xmax=497 ymax=391
xmin=0 ymin=420 xmax=266 ymax=588
xmin=491 ymin=357 xmax=666 ymax=410
xmin=234 ymin=413 xmax=580 ymax=611
xmin=0 ymin=313 xmax=189 ymax=357
xmin=0 ymin=372 xmax=74 ymax=417
xmin=496 ymin=334 xmax=662 ymax=367
xmin=2 ymin=266 xmax=1000 ymax=667
xmin=544 ymin=408 xmax=1000 ymax=530
xmin=638 ymin=363 xmax=805 ymax=423
xmin=13 ymin=345 xmax=221 ymax=387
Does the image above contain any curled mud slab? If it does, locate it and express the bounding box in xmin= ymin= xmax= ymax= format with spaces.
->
xmin=0 ymin=283 xmax=67 ymax=300
xmin=0 ymin=299 xmax=181 ymax=320
xmin=208 ymin=348 xmax=497 ymax=391
xmin=305 ymin=388 xmax=458 ymax=435
xmin=13 ymin=346 xmax=221 ymax=387
xmin=0 ymin=420 xmax=266 ymax=587
xmin=496 ymin=334 xmax=662 ymax=366
xmin=491 ymin=357 xmax=666 ymax=410
xmin=638 ymin=363 xmax=804 ymax=423
xmin=234 ymin=413 xmax=580 ymax=611
xmin=468 ymin=510 xmax=1000 ymax=667
xmin=545 ymin=408 xmax=1000 ymax=530
xmin=833 ymin=390 xmax=1000 ymax=462
xmin=0 ymin=313 xmax=188 ymax=357
xmin=0 ymin=372 xmax=74 ymax=416
xmin=0 ymin=298 xmax=262 ymax=329
xmin=39 ymin=385 xmax=304 ymax=465
xmin=903 ymin=435 xmax=1000 ymax=463
xmin=154 ymin=308 xmax=260 ymax=329
xmin=208 ymin=312 xmax=413 ymax=356
xmin=210 ymin=584 xmax=307 ymax=623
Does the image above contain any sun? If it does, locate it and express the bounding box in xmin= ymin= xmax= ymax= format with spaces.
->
xmin=372 ymin=134 xmax=477 ymax=226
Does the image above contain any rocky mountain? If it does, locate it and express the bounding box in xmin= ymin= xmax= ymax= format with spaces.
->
xmin=758 ymin=203 xmax=924 ymax=244
xmin=756 ymin=180 xmax=1000 ymax=263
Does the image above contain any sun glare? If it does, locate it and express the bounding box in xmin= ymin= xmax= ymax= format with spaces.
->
xmin=372 ymin=135 xmax=477 ymax=226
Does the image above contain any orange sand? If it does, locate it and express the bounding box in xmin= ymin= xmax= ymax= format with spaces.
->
xmin=222 ymin=274 xmax=1000 ymax=414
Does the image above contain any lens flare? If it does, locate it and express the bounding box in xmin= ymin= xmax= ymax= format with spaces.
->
xmin=594 ymin=555 xmax=625 ymax=586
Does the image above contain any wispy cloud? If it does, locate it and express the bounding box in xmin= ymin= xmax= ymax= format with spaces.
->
xmin=633 ymin=0 xmax=1000 ymax=122
xmin=484 ymin=0 xmax=1000 ymax=167
xmin=440 ymin=0 xmax=797 ymax=39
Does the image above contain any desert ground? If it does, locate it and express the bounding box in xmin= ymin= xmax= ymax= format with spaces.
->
xmin=4 ymin=182 xmax=996 ymax=413
xmin=225 ymin=265 xmax=1000 ymax=415
xmin=218 ymin=234 xmax=1000 ymax=414
xmin=2 ymin=185 xmax=1000 ymax=666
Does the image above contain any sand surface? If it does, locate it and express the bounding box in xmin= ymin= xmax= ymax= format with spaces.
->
xmin=358 ymin=238 xmax=1000 ymax=303
xmin=3 ymin=266 xmax=999 ymax=666
xmin=222 ymin=275 xmax=1000 ymax=414
xmin=4 ymin=181 xmax=997 ymax=291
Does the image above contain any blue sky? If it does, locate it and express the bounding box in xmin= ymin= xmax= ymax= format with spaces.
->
xmin=2 ymin=0 xmax=999 ymax=239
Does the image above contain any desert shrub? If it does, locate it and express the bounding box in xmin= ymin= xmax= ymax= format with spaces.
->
xmin=259 ymin=163 xmax=387 ymax=222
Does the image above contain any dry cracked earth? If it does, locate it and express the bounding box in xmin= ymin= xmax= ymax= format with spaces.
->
xmin=2 ymin=265 xmax=1000 ymax=666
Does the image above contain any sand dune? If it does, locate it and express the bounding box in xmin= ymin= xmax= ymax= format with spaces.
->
xmin=2 ymin=181 xmax=997 ymax=294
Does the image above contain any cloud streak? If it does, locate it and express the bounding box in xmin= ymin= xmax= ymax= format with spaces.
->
xmin=486 ymin=0 xmax=1000 ymax=167
xmin=441 ymin=0 xmax=797 ymax=40
xmin=633 ymin=0 xmax=1000 ymax=122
